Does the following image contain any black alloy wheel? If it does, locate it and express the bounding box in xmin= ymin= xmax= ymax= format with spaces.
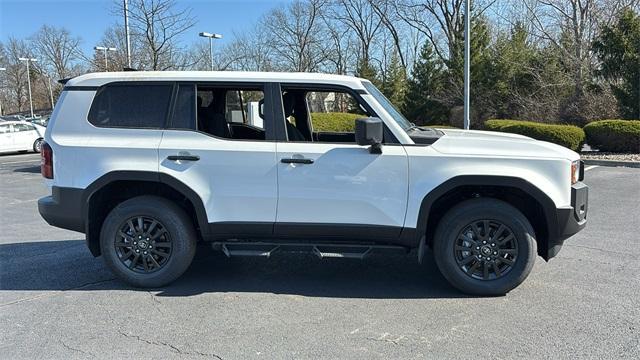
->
xmin=115 ymin=216 xmax=172 ymax=273
xmin=454 ymin=220 xmax=518 ymax=280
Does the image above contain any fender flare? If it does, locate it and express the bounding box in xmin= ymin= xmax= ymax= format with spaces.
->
xmin=82 ymin=171 xmax=209 ymax=256
xmin=413 ymin=175 xmax=558 ymax=260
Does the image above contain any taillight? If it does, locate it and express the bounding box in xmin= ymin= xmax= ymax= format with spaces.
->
xmin=41 ymin=142 xmax=53 ymax=179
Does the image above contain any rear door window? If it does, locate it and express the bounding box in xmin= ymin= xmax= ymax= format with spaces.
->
xmin=88 ymin=84 xmax=172 ymax=128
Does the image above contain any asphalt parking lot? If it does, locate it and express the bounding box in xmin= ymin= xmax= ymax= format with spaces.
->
xmin=1 ymin=152 xmax=639 ymax=359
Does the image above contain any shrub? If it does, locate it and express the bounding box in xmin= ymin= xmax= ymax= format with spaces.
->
xmin=310 ymin=112 xmax=362 ymax=132
xmin=484 ymin=119 xmax=586 ymax=151
xmin=583 ymin=120 xmax=640 ymax=153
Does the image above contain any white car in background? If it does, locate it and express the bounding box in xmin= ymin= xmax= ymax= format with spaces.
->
xmin=0 ymin=121 xmax=46 ymax=154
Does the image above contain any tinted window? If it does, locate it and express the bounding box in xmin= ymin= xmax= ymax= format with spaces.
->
xmin=14 ymin=123 xmax=35 ymax=132
xmin=88 ymin=84 xmax=172 ymax=128
xmin=0 ymin=124 xmax=11 ymax=134
xmin=171 ymin=84 xmax=196 ymax=130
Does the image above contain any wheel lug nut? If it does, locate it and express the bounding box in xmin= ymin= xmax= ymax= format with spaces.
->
xmin=491 ymin=243 xmax=495 ymax=247
xmin=134 ymin=242 xmax=137 ymax=245
xmin=136 ymin=249 xmax=140 ymax=253
xmin=483 ymin=241 xmax=487 ymax=244
xmin=476 ymin=247 xmax=480 ymax=250
xmin=143 ymin=251 xmax=147 ymax=255
xmin=493 ymin=251 xmax=497 ymax=255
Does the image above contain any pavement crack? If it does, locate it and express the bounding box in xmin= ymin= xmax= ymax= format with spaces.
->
xmin=117 ymin=331 xmax=223 ymax=359
xmin=564 ymin=243 xmax=638 ymax=256
xmin=61 ymin=341 xmax=96 ymax=358
xmin=0 ymin=278 xmax=117 ymax=308
xmin=366 ymin=333 xmax=406 ymax=346
xmin=147 ymin=291 xmax=164 ymax=314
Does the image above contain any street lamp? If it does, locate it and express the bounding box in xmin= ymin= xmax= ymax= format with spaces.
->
xmin=198 ymin=32 xmax=222 ymax=71
xmin=0 ymin=67 xmax=5 ymax=116
xmin=18 ymin=57 xmax=37 ymax=119
xmin=94 ymin=46 xmax=117 ymax=71
xmin=463 ymin=0 xmax=470 ymax=130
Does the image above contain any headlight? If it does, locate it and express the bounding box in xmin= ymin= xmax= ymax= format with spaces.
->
xmin=571 ymin=160 xmax=580 ymax=184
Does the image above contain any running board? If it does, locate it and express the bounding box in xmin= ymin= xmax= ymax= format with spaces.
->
xmin=215 ymin=242 xmax=407 ymax=260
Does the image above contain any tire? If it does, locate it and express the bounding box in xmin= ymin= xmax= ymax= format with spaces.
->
xmin=100 ymin=195 xmax=197 ymax=288
xmin=433 ymin=198 xmax=537 ymax=296
xmin=33 ymin=138 xmax=43 ymax=153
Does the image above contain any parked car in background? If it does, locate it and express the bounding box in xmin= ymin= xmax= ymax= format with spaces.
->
xmin=0 ymin=121 xmax=45 ymax=154
xmin=25 ymin=116 xmax=49 ymax=127
xmin=1 ymin=114 xmax=27 ymax=122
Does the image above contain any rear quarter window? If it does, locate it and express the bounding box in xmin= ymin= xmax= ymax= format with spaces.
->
xmin=88 ymin=84 xmax=172 ymax=128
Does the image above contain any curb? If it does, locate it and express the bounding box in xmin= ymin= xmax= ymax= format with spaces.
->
xmin=582 ymin=159 xmax=640 ymax=168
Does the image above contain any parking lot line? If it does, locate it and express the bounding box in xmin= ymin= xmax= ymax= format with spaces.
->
xmin=584 ymin=165 xmax=598 ymax=171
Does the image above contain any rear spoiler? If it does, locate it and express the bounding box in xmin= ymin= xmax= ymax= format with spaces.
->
xmin=57 ymin=67 xmax=139 ymax=85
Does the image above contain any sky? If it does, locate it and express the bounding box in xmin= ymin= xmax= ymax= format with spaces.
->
xmin=0 ymin=0 xmax=289 ymax=55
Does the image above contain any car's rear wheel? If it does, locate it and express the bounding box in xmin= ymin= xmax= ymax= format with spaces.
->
xmin=33 ymin=138 xmax=43 ymax=153
xmin=433 ymin=198 xmax=536 ymax=296
xmin=100 ymin=196 xmax=197 ymax=287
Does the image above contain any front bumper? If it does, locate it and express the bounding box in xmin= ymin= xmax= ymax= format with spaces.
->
xmin=547 ymin=182 xmax=588 ymax=259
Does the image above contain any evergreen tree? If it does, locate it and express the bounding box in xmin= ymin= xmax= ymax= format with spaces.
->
xmin=381 ymin=51 xmax=408 ymax=110
xmin=403 ymin=42 xmax=448 ymax=124
xmin=593 ymin=9 xmax=640 ymax=119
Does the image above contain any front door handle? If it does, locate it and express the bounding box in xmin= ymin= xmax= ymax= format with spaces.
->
xmin=281 ymin=158 xmax=314 ymax=164
xmin=167 ymin=154 xmax=200 ymax=161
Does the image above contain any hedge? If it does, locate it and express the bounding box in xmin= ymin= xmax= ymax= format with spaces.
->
xmin=484 ymin=119 xmax=585 ymax=151
xmin=583 ymin=120 xmax=640 ymax=153
xmin=310 ymin=112 xmax=361 ymax=132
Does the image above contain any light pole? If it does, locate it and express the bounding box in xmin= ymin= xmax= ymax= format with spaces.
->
xmin=123 ymin=0 xmax=132 ymax=68
xmin=94 ymin=46 xmax=117 ymax=71
xmin=463 ymin=0 xmax=470 ymax=130
xmin=18 ymin=57 xmax=37 ymax=119
xmin=198 ymin=32 xmax=222 ymax=71
xmin=0 ymin=67 xmax=5 ymax=116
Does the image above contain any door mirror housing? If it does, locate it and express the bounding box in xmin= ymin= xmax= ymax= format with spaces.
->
xmin=355 ymin=117 xmax=383 ymax=153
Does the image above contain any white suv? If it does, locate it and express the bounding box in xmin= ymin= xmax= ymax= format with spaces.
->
xmin=38 ymin=71 xmax=588 ymax=295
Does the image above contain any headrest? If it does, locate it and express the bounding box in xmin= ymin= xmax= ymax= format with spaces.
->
xmin=282 ymin=92 xmax=295 ymax=117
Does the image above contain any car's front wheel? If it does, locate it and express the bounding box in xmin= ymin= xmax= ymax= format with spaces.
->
xmin=433 ymin=198 xmax=537 ymax=296
xmin=100 ymin=196 xmax=197 ymax=288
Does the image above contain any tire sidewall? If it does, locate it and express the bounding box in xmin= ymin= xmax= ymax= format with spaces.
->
xmin=100 ymin=196 xmax=196 ymax=288
xmin=433 ymin=199 xmax=537 ymax=295
xmin=33 ymin=138 xmax=43 ymax=153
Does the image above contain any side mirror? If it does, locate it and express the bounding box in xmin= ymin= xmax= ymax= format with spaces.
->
xmin=355 ymin=117 xmax=383 ymax=153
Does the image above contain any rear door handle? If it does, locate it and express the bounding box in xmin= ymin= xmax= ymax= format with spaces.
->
xmin=281 ymin=158 xmax=314 ymax=164
xmin=167 ymin=154 xmax=200 ymax=161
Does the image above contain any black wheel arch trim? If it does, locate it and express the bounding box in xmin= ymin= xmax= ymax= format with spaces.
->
xmin=81 ymin=171 xmax=210 ymax=256
xmin=407 ymin=175 xmax=561 ymax=261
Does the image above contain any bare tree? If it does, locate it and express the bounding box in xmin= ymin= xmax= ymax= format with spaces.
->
xmin=262 ymin=0 xmax=331 ymax=72
xmin=126 ymin=0 xmax=195 ymax=70
xmin=395 ymin=0 xmax=495 ymax=65
xmin=2 ymin=38 xmax=33 ymax=113
xmin=330 ymin=0 xmax=384 ymax=65
xmin=525 ymin=0 xmax=637 ymax=98
xmin=32 ymin=25 xmax=83 ymax=79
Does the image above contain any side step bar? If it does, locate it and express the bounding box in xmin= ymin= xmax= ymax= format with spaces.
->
xmin=215 ymin=242 xmax=408 ymax=260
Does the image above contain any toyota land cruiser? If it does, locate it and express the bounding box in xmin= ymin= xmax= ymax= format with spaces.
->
xmin=38 ymin=71 xmax=588 ymax=295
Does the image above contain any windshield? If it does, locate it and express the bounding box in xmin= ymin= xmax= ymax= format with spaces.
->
xmin=361 ymin=81 xmax=412 ymax=130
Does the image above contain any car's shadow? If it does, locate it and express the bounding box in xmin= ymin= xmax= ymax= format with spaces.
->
xmin=13 ymin=165 xmax=40 ymax=173
xmin=0 ymin=239 xmax=467 ymax=299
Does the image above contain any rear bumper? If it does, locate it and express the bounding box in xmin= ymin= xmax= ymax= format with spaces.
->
xmin=546 ymin=182 xmax=588 ymax=259
xmin=38 ymin=186 xmax=84 ymax=233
